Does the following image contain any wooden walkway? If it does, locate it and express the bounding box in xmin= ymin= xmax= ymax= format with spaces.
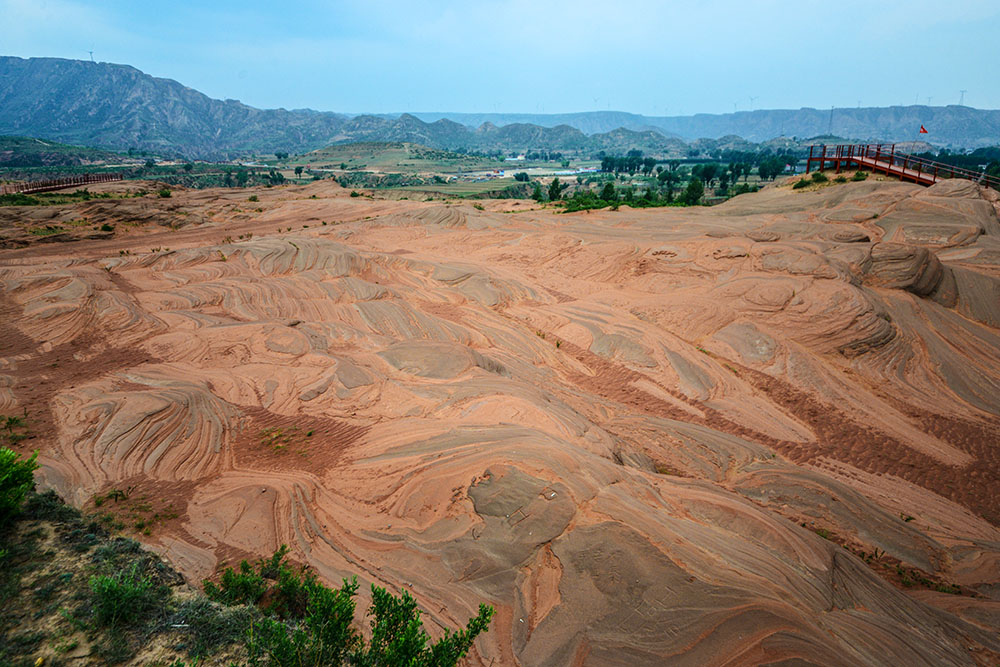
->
xmin=1 ymin=173 xmax=123 ymax=196
xmin=806 ymin=144 xmax=999 ymax=189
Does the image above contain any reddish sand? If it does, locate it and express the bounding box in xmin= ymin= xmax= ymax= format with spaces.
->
xmin=2 ymin=176 xmax=1000 ymax=665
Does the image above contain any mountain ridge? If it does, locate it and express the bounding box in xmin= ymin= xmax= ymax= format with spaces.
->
xmin=2 ymin=56 xmax=998 ymax=158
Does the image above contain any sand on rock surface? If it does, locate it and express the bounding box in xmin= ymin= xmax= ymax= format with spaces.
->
xmin=3 ymin=177 xmax=1000 ymax=665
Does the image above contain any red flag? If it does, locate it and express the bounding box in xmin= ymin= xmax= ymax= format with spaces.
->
xmin=919 ymin=125 xmax=928 ymax=133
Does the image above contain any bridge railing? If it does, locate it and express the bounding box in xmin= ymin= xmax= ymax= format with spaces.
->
xmin=807 ymin=144 xmax=999 ymax=189
xmin=0 ymin=172 xmax=123 ymax=196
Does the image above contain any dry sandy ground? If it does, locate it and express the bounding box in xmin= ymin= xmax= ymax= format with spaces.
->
xmin=2 ymin=176 xmax=1000 ymax=665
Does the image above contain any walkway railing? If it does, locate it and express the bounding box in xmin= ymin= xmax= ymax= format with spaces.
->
xmin=0 ymin=172 xmax=123 ymax=196
xmin=806 ymin=144 xmax=999 ymax=190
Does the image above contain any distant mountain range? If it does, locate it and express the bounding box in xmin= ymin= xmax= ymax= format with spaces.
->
xmin=2 ymin=56 xmax=998 ymax=159
xmin=409 ymin=108 xmax=1000 ymax=148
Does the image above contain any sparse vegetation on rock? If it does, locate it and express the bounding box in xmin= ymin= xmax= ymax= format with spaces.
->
xmin=1 ymin=488 xmax=495 ymax=666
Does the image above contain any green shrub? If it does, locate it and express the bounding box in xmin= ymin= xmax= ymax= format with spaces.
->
xmin=247 ymin=577 xmax=359 ymax=666
xmin=204 ymin=545 xmax=312 ymax=617
xmin=158 ymin=188 xmax=172 ymax=198
xmin=89 ymin=563 xmax=167 ymax=627
xmin=100 ymin=223 xmax=114 ymax=232
xmin=245 ymin=580 xmax=494 ymax=667
xmin=248 ymin=195 xmax=259 ymax=202
xmin=810 ymin=171 xmax=828 ymax=183
xmin=0 ymin=447 xmax=38 ymax=526
xmin=208 ymin=546 xmax=496 ymax=667
xmin=204 ymin=559 xmax=268 ymax=607
xmin=350 ymin=191 xmax=361 ymax=198
xmin=792 ymin=178 xmax=811 ymax=189
xmin=852 ymin=170 xmax=868 ymax=181
xmin=357 ymin=585 xmax=494 ymax=666
xmin=562 ymin=190 xmax=608 ymax=212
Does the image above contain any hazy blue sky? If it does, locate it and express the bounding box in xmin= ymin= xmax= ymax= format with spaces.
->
xmin=4 ymin=0 xmax=999 ymax=115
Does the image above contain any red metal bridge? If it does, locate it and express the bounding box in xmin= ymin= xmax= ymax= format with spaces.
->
xmin=0 ymin=172 xmax=123 ymax=196
xmin=806 ymin=144 xmax=999 ymax=190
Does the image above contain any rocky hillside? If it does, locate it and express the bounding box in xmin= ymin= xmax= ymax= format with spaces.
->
xmin=0 ymin=135 xmax=120 ymax=167
xmin=0 ymin=57 xmax=348 ymax=159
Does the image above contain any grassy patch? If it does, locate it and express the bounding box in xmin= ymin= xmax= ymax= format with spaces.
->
xmin=0 ymin=189 xmax=131 ymax=207
xmin=27 ymin=225 xmax=65 ymax=236
xmin=90 ymin=486 xmax=179 ymax=537
xmin=90 ymin=563 xmax=168 ymax=627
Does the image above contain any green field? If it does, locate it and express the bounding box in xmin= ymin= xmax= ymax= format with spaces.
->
xmin=288 ymin=142 xmax=503 ymax=174
xmin=388 ymin=177 xmax=525 ymax=197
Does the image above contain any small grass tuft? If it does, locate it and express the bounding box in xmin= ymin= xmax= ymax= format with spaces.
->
xmin=89 ymin=563 xmax=167 ymax=628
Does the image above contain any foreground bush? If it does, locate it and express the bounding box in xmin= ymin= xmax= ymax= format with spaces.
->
xmin=208 ymin=546 xmax=495 ymax=666
xmin=0 ymin=447 xmax=37 ymax=526
xmin=3 ymin=485 xmax=494 ymax=665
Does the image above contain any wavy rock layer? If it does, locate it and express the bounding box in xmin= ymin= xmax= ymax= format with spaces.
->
xmin=2 ymin=178 xmax=1000 ymax=665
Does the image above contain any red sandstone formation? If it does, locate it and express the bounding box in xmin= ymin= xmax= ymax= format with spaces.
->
xmin=2 ymin=176 xmax=999 ymax=664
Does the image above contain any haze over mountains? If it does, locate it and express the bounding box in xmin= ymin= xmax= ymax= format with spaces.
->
xmin=2 ymin=56 xmax=999 ymax=159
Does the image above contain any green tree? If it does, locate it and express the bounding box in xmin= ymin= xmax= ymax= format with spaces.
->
xmin=699 ymin=163 xmax=719 ymax=187
xmin=548 ymin=177 xmax=563 ymax=201
xmin=236 ymin=170 xmax=250 ymax=187
xmin=531 ymin=183 xmax=543 ymax=202
xmin=183 ymin=163 xmax=194 ymax=172
xmin=681 ymin=177 xmax=704 ymax=205
xmin=600 ymin=182 xmax=616 ymax=201
xmin=294 ymin=166 xmax=304 ymax=177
